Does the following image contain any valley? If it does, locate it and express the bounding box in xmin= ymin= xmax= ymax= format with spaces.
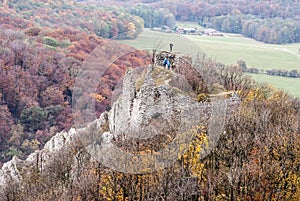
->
xmin=119 ymin=28 xmax=300 ymax=97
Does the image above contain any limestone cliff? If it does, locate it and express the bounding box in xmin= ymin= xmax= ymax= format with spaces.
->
xmin=0 ymin=65 xmax=240 ymax=193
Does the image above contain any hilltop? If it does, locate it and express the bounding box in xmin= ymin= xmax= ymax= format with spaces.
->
xmin=0 ymin=58 xmax=299 ymax=200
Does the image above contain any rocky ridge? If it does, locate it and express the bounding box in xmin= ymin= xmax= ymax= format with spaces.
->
xmin=0 ymin=65 xmax=240 ymax=193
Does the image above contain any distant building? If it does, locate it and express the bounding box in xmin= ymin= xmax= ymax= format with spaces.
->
xmin=175 ymin=27 xmax=201 ymax=35
xmin=203 ymin=28 xmax=223 ymax=36
xmin=152 ymin=26 xmax=172 ymax=33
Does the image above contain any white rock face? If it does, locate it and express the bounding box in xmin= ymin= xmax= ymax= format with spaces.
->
xmin=86 ymin=68 xmax=210 ymax=173
xmin=0 ymin=156 xmax=21 ymax=185
xmin=0 ymin=129 xmax=77 ymax=185
xmin=0 ymin=114 xmax=108 ymax=191
xmin=108 ymin=68 xmax=201 ymax=140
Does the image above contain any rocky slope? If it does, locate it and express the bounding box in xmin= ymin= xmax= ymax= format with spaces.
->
xmin=0 ymin=64 xmax=240 ymax=195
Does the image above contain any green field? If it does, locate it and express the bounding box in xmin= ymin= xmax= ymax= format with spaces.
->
xmin=118 ymin=29 xmax=205 ymax=57
xmin=118 ymin=28 xmax=300 ymax=97
xmin=175 ymin=21 xmax=205 ymax=30
xmin=247 ymin=74 xmax=300 ymax=97
xmin=184 ymin=34 xmax=300 ymax=70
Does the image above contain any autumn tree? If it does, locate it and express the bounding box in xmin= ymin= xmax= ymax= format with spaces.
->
xmin=0 ymin=102 xmax=13 ymax=161
xmin=201 ymin=85 xmax=300 ymax=200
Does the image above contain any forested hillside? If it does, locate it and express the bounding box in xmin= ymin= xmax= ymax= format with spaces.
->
xmin=1 ymin=55 xmax=299 ymax=201
xmin=9 ymin=0 xmax=299 ymax=44
xmin=184 ymin=0 xmax=300 ymax=44
xmin=1 ymin=0 xmax=144 ymax=39
xmin=110 ymin=0 xmax=300 ymax=44
xmin=0 ymin=0 xmax=152 ymax=164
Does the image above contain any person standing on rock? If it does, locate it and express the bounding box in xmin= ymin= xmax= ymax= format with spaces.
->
xmin=169 ymin=43 xmax=173 ymax=52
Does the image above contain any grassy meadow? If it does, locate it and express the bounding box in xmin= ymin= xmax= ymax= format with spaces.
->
xmin=118 ymin=29 xmax=205 ymax=56
xmin=184 ymin=34 xmax=300 ymax=70
xmin=118 ymin=28 xmax=300 ymax=97
xmin=247 ymin=73 xmax=300 ymax=97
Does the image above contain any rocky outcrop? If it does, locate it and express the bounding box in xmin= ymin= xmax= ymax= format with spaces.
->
xmin=0 ymin=65 xmax=240 ymax=192
xmin=0 ymin=156 xmax=21 ymax=185
xmin=109 ymin=67 xmax=199 ymax=139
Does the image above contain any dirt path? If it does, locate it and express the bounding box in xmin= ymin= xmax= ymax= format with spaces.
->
xmin=278 ymin=48 xmax=300 ymax=58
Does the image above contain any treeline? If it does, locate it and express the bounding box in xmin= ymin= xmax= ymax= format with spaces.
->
xmin=163 ymin=0 xmax=300 ymax=22
xmin=205 ymin=15 xmax=300 ymax=44
xmin=86 ymin=2 xmax=177 ymax=29
xmin=130 ymin=4 xmax=175 ymax=28
xmin=170 ymin=0 xmax=300 ymax=44
xmin=112 ymin=0 xmax=300 ymax=44
xmin=2 ymin=0 xmax=144 ymax=39
xmin=266 ymin=69 xmax=299 ymax=77
xmin=237 ymin=60 xmax=300 ymax=78
xmin=244 ymin=68 xmax=300 ymax=77
xmin=124 ymin=0 xmax=300 ymax=23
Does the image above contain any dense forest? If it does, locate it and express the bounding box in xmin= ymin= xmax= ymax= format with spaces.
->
xmin=170 ymin=0 xmax=300 ymax=44
xmin=166 ymin=0 xmax=300 ymax=44
xmin=4 ymin=0 xmax=300 ymax=44
xmin=0 ymin=0 xmax=152 ymax=164
xmin=106 ymin=0 xmax=300 ymax=44
xmin=0 ymin=25 xmax=150 ymax=163
xmin=1 ymin=0 xmax=145 ymax=39
xmin=204 ymin=15 xmax=300 ymax=44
